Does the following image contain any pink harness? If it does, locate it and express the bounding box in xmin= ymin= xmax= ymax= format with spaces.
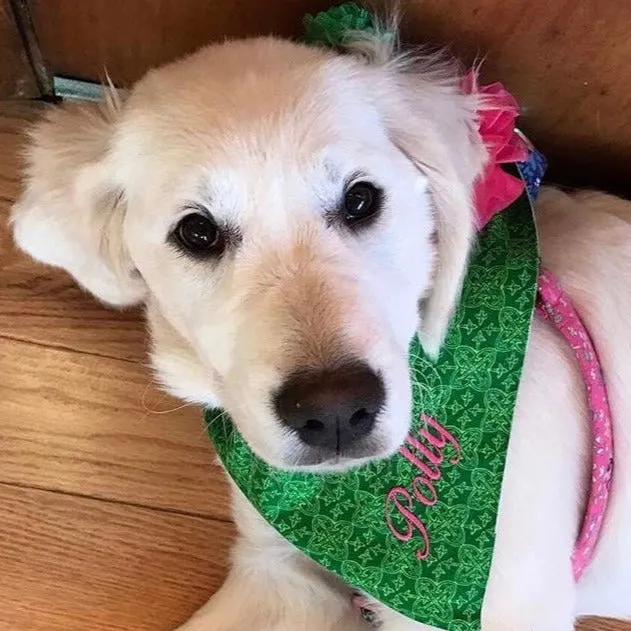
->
xmin=537 ymin=269 xmax=614 ymax=580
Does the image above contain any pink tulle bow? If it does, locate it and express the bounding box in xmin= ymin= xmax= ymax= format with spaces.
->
xmin=463 ymin=70 xmax=530 ymax=230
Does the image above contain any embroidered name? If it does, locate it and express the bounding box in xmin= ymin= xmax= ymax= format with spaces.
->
xmin=384 ymin=415 xmax=461 ymax=560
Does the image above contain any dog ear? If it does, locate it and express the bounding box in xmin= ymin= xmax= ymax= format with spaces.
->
xmin=10 ymin=98 xmax=146 ymax=307
xmin=344 ymin=26 xmax=487 ymax=357
xmin=385 ymin=71 xmax=486 ymax=358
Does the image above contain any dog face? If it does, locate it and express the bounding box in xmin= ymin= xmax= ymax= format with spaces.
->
xmin=11 ymin=35 xmax=485 ymax=470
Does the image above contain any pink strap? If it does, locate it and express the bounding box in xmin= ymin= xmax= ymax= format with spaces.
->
xmin=536 ymin=269 xmax=614 ymax=580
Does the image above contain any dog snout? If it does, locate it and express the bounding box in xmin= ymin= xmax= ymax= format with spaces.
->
xmin=274 ymin=361 xmax=385 ymax=454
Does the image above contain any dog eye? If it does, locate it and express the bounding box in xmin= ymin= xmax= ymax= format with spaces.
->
xmin=343 ymin=182 xmax=382 ymax=227
xmin=173 ymin=213 xmax=223 ymax=257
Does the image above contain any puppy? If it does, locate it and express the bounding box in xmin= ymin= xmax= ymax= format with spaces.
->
xmin=10 ymin=24 xmax=631 ymax=631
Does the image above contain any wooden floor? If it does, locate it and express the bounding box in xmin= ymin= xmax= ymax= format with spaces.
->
xmin=0 ymin=101 xmax=627 ymax=631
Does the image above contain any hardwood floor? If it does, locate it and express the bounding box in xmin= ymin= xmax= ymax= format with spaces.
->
xmin=0 ymin=101 xmax=627 ymax=631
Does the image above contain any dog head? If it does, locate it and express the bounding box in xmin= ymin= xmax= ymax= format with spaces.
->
xmin=11 ymin=29 xmax=486 ymax=470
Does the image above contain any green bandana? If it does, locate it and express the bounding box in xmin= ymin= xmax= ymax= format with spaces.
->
xmin=303 ymin=2 xmax=388 ymax=47
xmin=205 ymin=192 xmax=539 ymax=630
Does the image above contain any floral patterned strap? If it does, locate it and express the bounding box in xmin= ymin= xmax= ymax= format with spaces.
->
xmin=536 ymin=270 xmax=614 ymax=580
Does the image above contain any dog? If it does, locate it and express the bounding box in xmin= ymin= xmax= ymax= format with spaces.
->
xmin=10 ymin=19 xmax=631 ymax=631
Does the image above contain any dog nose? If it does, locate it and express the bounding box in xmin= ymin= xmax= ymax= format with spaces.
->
xmin=274 ymin=361 xmax=385 ymax=453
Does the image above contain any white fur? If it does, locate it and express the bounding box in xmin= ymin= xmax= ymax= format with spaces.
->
xmin=9 ymin=25 xmax=631 ymax=631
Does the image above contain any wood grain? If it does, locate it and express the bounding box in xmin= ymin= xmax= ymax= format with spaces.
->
xmin=400 ymin=0 xmax=631 ymax=195
xmin=578 ymin=622 xmax=631 ymax=631
xmin=0 ymin=0 xmax=39 ymax=98
xmin=0 ymin=336 xmax=231 ymax=519
xmin=0 ymin=484 xmax=233 ymax=631
xmin=0 ymin=99 xmax=627 ymax=631
xmin=28 ymin=0 xmax=333 ymax=86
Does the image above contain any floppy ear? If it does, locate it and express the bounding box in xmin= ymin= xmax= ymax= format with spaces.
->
xmin=10 ymin=99 xmax=146 ymax=307
xmin=385 ymin=69 xmax=486 ymax=357
xmin=344 ymin=28 xmax=487 ymax=357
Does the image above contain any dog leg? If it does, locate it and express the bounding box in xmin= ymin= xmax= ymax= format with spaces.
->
xmin=176 ymin=486 xmax=366 ymax=631
xmin=175 ymin=568 xmax=363 ymax=631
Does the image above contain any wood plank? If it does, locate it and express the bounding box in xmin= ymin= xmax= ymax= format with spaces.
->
xmin=402 ymin=0 xmax=631 ymax=195
xmin=579 ymin=621 xmax=631 ymax=631
xmin=0 ymin=0 xmax=39 ymax=98
xmin=29 ymin=0 xmax=333 ymax=86
xmin=0 ymin=336 xmax=231 ymax=519
xmin=0 ymin=259 xmax=148 ymax=363
xmin=0 ymin=484 xmax=233 ymax=631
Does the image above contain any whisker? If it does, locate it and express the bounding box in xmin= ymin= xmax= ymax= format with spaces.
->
xmin=140 ymin=379 xmax=196 ymax=415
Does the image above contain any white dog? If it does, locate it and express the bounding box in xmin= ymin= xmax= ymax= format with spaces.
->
xmin=10 ymin=21 xmax=631 ymax=631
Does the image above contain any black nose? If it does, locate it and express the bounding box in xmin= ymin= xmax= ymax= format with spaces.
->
xmin=274 ymin=361 xmax=385 ymax=453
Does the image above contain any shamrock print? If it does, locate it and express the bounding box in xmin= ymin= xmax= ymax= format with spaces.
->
xmin=340 ymin=559 xmax=383 ymax=591
xmin=468 ymin=469 xmax=499 ymax=511
xmin=452 ymin=347 xmax=497 ymax=392
xmin=426 ymin=502 xmax=470 ymax=548
xmin=381 ymin=535 xmax=426 ymax=578
xmin=449 ymin=619 xmax=482 ymax=631
xmin=308 ymin=514 xmax=352 ymax=557
xmin=495 ymin=306 xmax=529 ymax=352
xmin=454 ymin=545 xmax=492 ymax=587
xmin=454 ymin=427 xmax=483 ymax=471
xmin=412 ymin=578 xmax=457 ymax=625
xmin=481 ymin=389 xmax=513 ymax=434
xmin=261 ymin=474 xmax=323 ymax=519
xmin=353 ymin=489 xmax=392 ymax=534
xmin=461 ymin=264 xmax=508 ymax=311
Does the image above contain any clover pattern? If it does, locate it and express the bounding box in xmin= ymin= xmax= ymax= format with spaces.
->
xmin=207 ymin=194 xmax=539 ymax=631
